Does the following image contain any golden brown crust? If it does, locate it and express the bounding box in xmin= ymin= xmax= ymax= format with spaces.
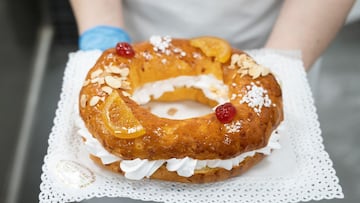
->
xmin=79 ymin=37 xmax=283 ymax=161
xmin=90 ymin=153 xmax=265 ymax=183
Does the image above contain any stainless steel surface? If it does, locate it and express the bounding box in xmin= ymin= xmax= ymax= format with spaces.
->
xmin=0 ymin=1 xmax=359 ymax=202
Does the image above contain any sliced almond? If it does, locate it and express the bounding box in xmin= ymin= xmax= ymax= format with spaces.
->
xmin=237 ymin=69 xmax=248 ymax=77
xmin=230 ymin=53 xmax=270 ymax=78
xmin=101 ymin=86 xmax=113 ymax=95
xmin=97 ymin=77 xmax=105 ymax=85
xmin=89 ymin=96 xmax=101 ymax=106
xmin=109 ymin=65 xmax=122 ymax=74
xmin=80 ymin=94 xmax=87 ymax=108
xmin=91 ymin=77 xmax=99 ymax=83
xmin=104 ymin=65 xmax=112 ymax=73
xmin=107 ymin=64 xmax=130 ymax=76
xmin=122 ymin=91 xmax=131 ymax=97
xmin=248 ymin=64 xmax=270 ymax=79
xmin=242 ymin=60 xmax=254 ymax=69
xmin=121 ymin=81 xmax=131 ymax=90
xmin=260 ymin=66 xmax=270 ymax=76
xmin=119 ymin=67 xmax=130 ymax=77
xmin=105 ymin=76 xmax=122 ymax=89
xmin=91 ymin=69 xmax=103 ymax=79
xmin=82 ymin=79 xmax=90 ymax=87
xmin=249 ymin=66 xmax=261 ymax=79
xmin=230 ymin=54 xmax=241 ymax=67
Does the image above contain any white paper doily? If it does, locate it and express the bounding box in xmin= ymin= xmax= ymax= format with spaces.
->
xmin=39 ymin=49 xmax=343 ymax=203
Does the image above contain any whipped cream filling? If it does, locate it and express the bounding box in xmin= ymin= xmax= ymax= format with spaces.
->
xmin=76 ymin=117 xmax=282 ymax=180
xmin=131 ymin=75 xmax=229 ymax=105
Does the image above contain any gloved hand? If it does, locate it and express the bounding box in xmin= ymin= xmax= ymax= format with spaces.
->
xmin=79 ymin=26 xmax=131 ymax=51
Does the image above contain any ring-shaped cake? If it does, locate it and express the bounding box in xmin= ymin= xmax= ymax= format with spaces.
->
xmin=78 ymin=36 xmax=283 ymax=183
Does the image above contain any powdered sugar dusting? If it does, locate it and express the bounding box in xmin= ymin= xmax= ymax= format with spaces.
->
xmin=224 ymin=121 xmax=242 ymax=133
xmin=180 ymin=51 xmax=186 ymax=57
xmin=173 ymin=47 xmax=181 ymax=53
xmin=141 ymin=51 xmax=153 ymax=60
xmin=240 ymin=82 xmax=272 ymax=115
xmin=150 ymin=35 xmax=172 ymax=53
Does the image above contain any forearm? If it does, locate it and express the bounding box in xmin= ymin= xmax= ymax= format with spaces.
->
xmin=70 ymin=0 xmax=124 ymax=34
xmin=265 ymin=0 xmax=354 ymax=70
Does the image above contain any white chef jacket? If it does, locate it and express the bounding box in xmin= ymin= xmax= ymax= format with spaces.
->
xmin=123 ymin=0 xmax=283 ymax=49
xmin=122 ymin=0 xmax=321 ymax=94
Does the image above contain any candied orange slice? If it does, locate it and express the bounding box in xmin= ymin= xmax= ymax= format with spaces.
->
xmin=190 ymin=36 xmax=231 ymax=63
xmin=102 ymin=91 xmax=146 ymax=139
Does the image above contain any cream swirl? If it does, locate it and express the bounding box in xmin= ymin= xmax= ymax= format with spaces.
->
xmin=76 ymin=117 xmax=282 ymax=180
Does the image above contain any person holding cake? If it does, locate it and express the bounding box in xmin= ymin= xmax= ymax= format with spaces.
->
xmin=70 ymin=0 xmax=354 ymax=70
xmin=70 ymin=0 xmax=354 ymax=182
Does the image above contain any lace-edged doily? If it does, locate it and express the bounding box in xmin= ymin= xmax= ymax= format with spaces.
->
xmin=39 ymin=50 xmax=343 ymax=203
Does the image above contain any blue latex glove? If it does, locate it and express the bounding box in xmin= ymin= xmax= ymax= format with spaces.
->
xmin=79 ymin=26 xmax=131 ymax=51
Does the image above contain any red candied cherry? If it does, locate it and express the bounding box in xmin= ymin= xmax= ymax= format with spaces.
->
xmin=115 ymin=42 xmax=135 ymax=58
xmin=215 ymin=102 xmax=237 ymax=123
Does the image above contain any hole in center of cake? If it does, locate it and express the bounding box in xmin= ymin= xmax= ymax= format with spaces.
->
xmin=141 ymin=100 xmax=213 ymax=119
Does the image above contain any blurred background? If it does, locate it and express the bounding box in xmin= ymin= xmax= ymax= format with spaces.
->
xmin=0 ymin=0 xmax=359 ymax=203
